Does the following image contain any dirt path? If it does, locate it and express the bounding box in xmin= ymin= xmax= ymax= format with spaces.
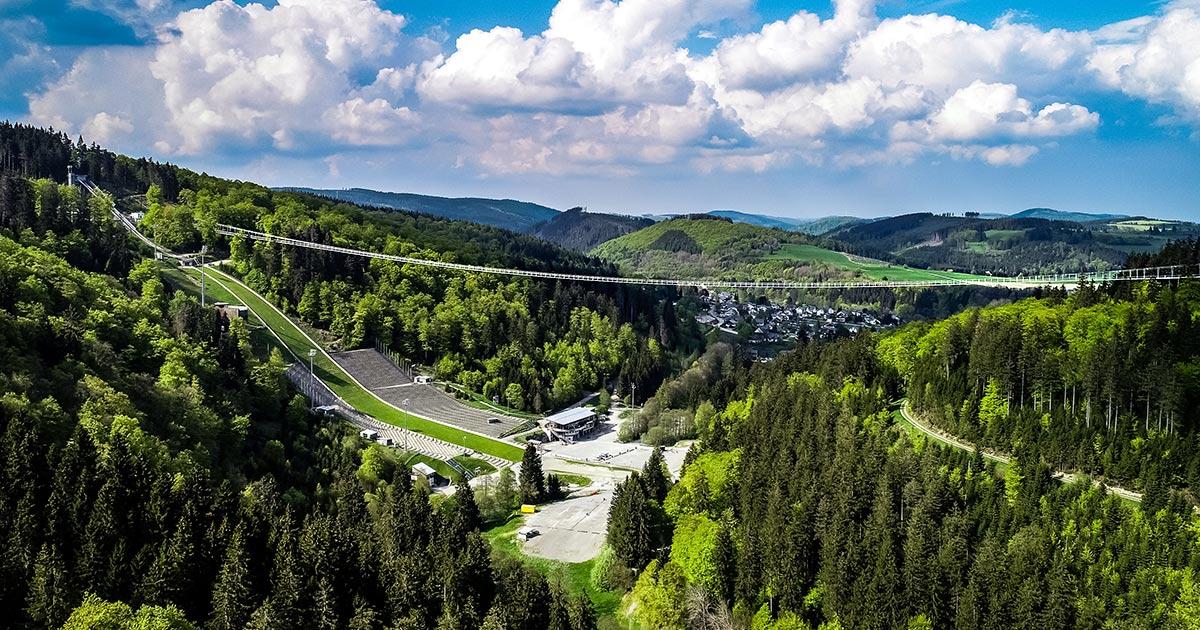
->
xmin=900 ymin=402 xmax=1143 ymax=503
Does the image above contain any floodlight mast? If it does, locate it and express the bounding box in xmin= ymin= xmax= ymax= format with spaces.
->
xmin=308 ymin=348 xmax=317 ymax=411
xmin=199 ymin=245 xmax=209 ymax=306
xmin=402 ymin=398 xmax=411 ymax=451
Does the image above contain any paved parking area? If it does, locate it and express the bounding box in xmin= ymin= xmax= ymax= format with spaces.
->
xmin=521 ymin=485 xmax=615 ymax=563
xmin=540 ymin=415 xmax=687 ymax=477
xmin=511 ymin=410 xmax=691 ymax=563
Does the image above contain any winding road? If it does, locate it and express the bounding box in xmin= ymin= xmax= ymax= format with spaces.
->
xmin=899 ymin=401 xmax=1143 ymax=503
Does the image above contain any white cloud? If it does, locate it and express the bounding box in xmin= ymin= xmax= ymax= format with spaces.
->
xmin=711 ymin=0 xmax=875 ymax=91
xmin=978 ymin=144 xmax=1039 ymax=166
xmin=844 ymin=12 xmax=1094 ymax=97
xmin=21 ymin=0 xmax=1200 ymax=178
xmin=895 ymin=81 xmax=1098 ymax=143
xmin=1089 ymin=1 xmax=1200 ymax=122
xmin=81 ymin=112 xmax=135 ymax=143
xmin=30 ymin=0 xmax=434 ymax=154
xmin=324 ymin=98 xmax=420 ymax=146
xmin=420 ymin=0 xmax=751 ymax=110
xmin=29 ymin=46 xmax=167 ymax=143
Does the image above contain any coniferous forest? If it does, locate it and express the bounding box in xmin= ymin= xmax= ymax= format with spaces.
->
xmin=610 ymin=300 xmax=1200 ymax=628
xmin=6 ymin=120 xmax=1200 ymax=630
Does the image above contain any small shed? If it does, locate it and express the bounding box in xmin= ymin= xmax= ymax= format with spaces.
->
xmin=359 ymin=429 xmax=379 ymax=441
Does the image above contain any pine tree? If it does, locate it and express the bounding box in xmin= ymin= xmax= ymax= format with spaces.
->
xmin=607 ymin=472 xmax=651 ymax=570
xmin=519 ymin=445 xmax=545 ymax=504
xmin=348 ymin=597 xmax=380 ymax=630
xmin=711 ymin=523 xmax=736 ymax=607
xmin=641 ymin=447 xmax=671 ymax=503
xmin=546 ymin=582 xmax=572 ymax=630
xmin=209 ymin=525 xmax=255 ymax=630
xmin=269 ymin=520 xmax=306 ymax=630
xmin=26 ymin=543 xmax=72 ymax=628
xmin=449 ymin=478 xmax=481 ymax=540
xmin=569 ymin=594 xmax=598 ymax=630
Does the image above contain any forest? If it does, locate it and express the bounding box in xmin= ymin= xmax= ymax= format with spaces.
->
xmin=877 ymin=282 xmax=1200 ymax=496
xmin=0 ymin=229 xmax=600 ymax=629
xmin=0 ymin=123 xmax=697 ymax=415
xmin=829 ymin=213 xmax=1151 ymax=276
xmin=10 ymin=120 xmax=1200 ymax=630
xmin=603 ymin=287 xmax=1200 ymax=628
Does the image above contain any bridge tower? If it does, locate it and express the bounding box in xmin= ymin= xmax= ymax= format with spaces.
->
xmin=67 ymin=164 xmax=75 ymax=187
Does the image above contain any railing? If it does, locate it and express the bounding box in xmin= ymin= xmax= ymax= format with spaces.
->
xmin=214 ymin=222 xmax=1200 ymax=291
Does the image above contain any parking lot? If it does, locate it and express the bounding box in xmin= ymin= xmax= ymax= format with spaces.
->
xmin=511 ymin=410 xmax=689 ymax=563
xmin=520 ymin=484 xmax=615 ymax=563
xmin=540 ymin=415 xmax=688 ymax=477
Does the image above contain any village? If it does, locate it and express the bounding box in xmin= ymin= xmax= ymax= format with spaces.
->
xmin=692 ymin=291 xmax=900 ymax=355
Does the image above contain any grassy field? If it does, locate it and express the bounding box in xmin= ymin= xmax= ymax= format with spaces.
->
xmin=551 ymin=473 xmax=593 ymax=488
xmin=201 ymin=265 xmax=523 ymax=462
xmin=765 ymin=244 xmax=993 ymax=282
xmin=483 ymin=516 xmax=623 ymax=621
xmin=452 ymin=454 xmax=498 ymax=477
xmin=593 ymin=217 xmax=774 ymax=254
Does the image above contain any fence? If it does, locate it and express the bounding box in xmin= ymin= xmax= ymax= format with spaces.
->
xmin=375 ymin=339 xmax=414 ymax=381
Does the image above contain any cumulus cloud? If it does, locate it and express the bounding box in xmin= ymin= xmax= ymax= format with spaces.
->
xmin=30 ymin=0 xmax=435 ymax=154
xmin=710 ymin=0 xmax=875 ymax=91
xmin=19 ymin=0 xmax=1200 ymax=178
xmin=895 ymin=81 xmax=1098 ymax=143
xmin=1089 ymin=0 xmax=1200 ymax=123
xmin=844 ymin=13 xmax=1094 ymax=97
xmin=419 ymin=0 xmax=751 ymax=110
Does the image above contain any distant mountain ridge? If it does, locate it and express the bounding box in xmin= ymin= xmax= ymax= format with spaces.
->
xmin=279 ymin=187 xmax=559 ymax=232
xmin=1011 ymin=207 xmax=1130 ymax=222
xmin=706 ymin=210 xmax=868 ymax=235
xmin=531 ymin=207 xmax=654 ymax=251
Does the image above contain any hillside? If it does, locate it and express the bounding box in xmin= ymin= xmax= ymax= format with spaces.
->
xmin=280 ymin=186 xmax=559 ymax=232
xmin=828 ymin=212 xmax=1199 ymax=275
xmin=1011 ymin=207 xmax=1129 ymax=222
xmin=708 ymin=209 xmax=868 ymax=234
xmin=591 ymin=216 xmax=986 ymax=282
xmin=531 ymin=206 xmax=653 ymax=251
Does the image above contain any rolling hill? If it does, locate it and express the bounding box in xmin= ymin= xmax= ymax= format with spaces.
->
xmin=280 ymin=187 xmax=559 ymax=232
xmin=1010 ymin=207 xmax=1129 ymax=222
xmin=591 ymin=216 xmax=987 ymax=282
xmin=828 ymin=212 xmax=1200 ymax=275
xmin=531 ymin=206 xmax=653 ymax=251
xmin=707 ymin=210 xmax=868 ymax=235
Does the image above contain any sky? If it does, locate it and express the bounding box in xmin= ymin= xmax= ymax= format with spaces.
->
xmin=3 ymin=0 xmax=1199 ymax=219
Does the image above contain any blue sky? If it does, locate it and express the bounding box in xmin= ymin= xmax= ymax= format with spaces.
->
xmin=5 ymin=0 xmax=1199 ymax=219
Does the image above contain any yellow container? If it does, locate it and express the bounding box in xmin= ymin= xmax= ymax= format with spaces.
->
xmin=520 ymin=504 xmax=536 ymax=514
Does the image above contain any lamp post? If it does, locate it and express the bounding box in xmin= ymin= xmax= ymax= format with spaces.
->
xmin=308 ymin=348 xmax=317 ymax=410
xmin=401 ymin=398 xmax=410 ymax=451
xmin=199 ymin=245 xmax=208 ymax=306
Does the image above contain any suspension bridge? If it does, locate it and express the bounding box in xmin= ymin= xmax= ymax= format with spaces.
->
xmin=79 ymin=180 xmax=1195 ymax=290
xmin=212 ymin=223 xmax=1197 ymax=291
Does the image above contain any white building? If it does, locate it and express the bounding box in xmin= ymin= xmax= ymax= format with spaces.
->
xmin=539 ymin=407 xmax=599 ymax=443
